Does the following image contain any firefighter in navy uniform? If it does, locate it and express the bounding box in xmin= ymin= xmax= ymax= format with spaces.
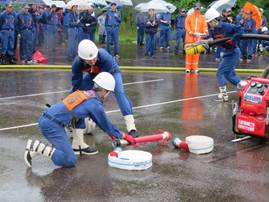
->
xmin=71 ymin=40 xmax=138 ymax=137
xmin=205 ymin=9 xmax=247 ymax=102
xmin=24 ymin=72 xmax=136 ymax=168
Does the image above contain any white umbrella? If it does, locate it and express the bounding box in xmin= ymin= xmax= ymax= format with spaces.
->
xmin=106 ymin=0 xmax=133 ymax=6
xmin=52 ymin=1 xmax=66 ymax=8
xmin=43 ymin=0 xmax=67 ymax=8
xmin=187 ymin=8 xmax=194 ymax=16
xmin=66 ymin=0 xmax=106 ymax=8
xmin=90 ymin=0 xmax=107 ymax=6
xmin=208 ymin=0 xmax=236 ymax=13
xmin=165 ymin=2 xmax=176 ymax=13
xmin=135 ymin=0 xmax=169 ymax=13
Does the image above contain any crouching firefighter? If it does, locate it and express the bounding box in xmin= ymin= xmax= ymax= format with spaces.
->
xmin=205 ymin=9 xmax=247 ymax=102
xmin=72 ymin=39 xmax=139 ymax=137
xmin=24 ymin=72 xmax=136 ymax=168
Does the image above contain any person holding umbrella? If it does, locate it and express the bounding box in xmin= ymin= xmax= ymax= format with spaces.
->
xmin=145 ymin=8 xmax=159 ymax=56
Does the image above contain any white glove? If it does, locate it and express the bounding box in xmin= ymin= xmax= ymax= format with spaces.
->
xmin=194 ymin=32 xmax=204 ymax=37
xmin=85 ymin=23 xmax=90 ymax=26
xmin=259 ymin=44 xmax=264 ymax=52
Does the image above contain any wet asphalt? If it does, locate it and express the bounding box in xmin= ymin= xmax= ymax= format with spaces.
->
xmin=1 ymin=70 xmax=269 ymax=202
xmin=36 ymin=42 xmax=269 ymax=69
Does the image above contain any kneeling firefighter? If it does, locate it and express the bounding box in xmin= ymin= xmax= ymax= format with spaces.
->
xmin=24 ymin=72 xmax=136 ymax=168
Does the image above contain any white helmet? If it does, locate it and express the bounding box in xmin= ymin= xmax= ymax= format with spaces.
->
xmin=78 ymin=39 xmax=98 ymax=60
xmin=205 ymin=9 xmax=220 ymax=23
xmin=93 ymin=72 xmax=115 ymax=92
xmin=261 ymin=27 xmax=268 ymax=33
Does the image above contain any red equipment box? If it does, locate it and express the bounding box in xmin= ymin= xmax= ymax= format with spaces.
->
xmin=233 ymin=77 xmax=269 ymax=138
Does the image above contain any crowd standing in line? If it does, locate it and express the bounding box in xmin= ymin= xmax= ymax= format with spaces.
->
xmin=0 ymin=2 xmax=268 ymax=66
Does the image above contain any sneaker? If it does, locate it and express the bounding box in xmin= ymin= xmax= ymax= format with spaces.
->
xmin=216 ymin=93 xmax=229 ymax=102
xmin=185 ymin=69 xmax=191 ymax=74
xmin=27 ymin=60 xmax=36 ymax=64
xmin=73 ymin=146 xmax=99 ymax=155
xmin=22 ymin=59 xmax=28 ymax=64
xmin=128 ymin=129 xmax=140 ymax=138
xmin=166 ymin=46 xmax=170 ymax=51
xmin=24 ymin=139 xmax=33 ymax=167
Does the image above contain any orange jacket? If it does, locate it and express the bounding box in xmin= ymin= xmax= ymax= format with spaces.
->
xmin=185 ymin=12 xmax=208 ymax=44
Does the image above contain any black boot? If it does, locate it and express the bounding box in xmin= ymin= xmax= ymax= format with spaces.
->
xmin=7 ymin=55 xmax=17 ymax=64
xmin=0 ymin=54 xmax=4 ymax=64
xmin=2 ymin=54 xmax=9 ymax=64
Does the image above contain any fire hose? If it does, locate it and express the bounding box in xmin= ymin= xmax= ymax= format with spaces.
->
xmin=185 ymin=34 xmax=269 ymax=55
xmin=112 ymin=131 xmax=171 ymax=147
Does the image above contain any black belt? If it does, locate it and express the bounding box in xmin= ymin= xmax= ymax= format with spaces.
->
xmin=42 ymin=112 xmax=66 ymax=127
xmin=2 ymin=29 xmax=14 ymax=31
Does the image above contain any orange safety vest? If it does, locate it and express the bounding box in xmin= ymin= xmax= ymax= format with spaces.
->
xmin=63 ymin=90 xmax=96 ymax=111
xmin=185 ymin=12 xmax=208 ymax=44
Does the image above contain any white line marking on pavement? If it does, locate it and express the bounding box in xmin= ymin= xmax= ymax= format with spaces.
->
xmin=231 ymin=136 xmax=251 ymax=143
xmin=0 ymin=90 xmax=236 ymax=132
xmin=0 ymin=78 xmax=164 ymax=101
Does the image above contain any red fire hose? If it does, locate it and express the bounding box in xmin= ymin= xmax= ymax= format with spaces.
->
xmin=112 ymin=131 xmax=171 ymax=147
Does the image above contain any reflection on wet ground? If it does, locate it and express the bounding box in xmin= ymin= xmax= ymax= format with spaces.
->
xmin=1 ymin=71 xmax=269 ymax=201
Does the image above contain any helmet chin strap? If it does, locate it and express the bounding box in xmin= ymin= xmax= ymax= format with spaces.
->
xmin=98 ymin=90 xmax=110 ymax=102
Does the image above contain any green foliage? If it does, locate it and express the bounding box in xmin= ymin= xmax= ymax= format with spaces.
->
xmin=169 ymin=0 xmax=197 ymax=10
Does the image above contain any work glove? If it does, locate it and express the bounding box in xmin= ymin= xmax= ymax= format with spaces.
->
xmin=123 ymin=133 xmax=136 ymax=145
xmin=194 ymin=32 xmax=204 ymax=37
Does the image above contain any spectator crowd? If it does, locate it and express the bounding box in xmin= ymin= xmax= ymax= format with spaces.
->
xmin=0 ymin=2 xmax=268 ymax=65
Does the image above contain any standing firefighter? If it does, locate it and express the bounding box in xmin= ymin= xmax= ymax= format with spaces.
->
xmin=159 ymin=11 xmax=171 ymax=51
xmin=105 ymin=1 xmax=121 ymax=58
xmin=17 ymin=5 xmax=35 ymax=64
xmin=174 ymin=8 xmax=187 ymax=55
xmin=205 ymin=9 xmax=247 ymax=102
xmin=0 ymin=4 xmax=16 ymax=64
xmin=24 ymin=72 xmax=136 ymax=168
xmin=185 ymin=3 xmax=208 ymax=73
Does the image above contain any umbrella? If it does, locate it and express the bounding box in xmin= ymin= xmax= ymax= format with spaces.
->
xmin=66 ymin=0 xmax=106 ymax=8
xmin=187 ymin=8 xmax=194 ymax=16
xmin=51 ymin=0 xmax=66 ymax=8
xmin=90 ymin=0 xmax=107 ymax=6
xmin=243 ymin=2 xmax=262 ymax=30
xmin=43 ymin=0 xmax=67 ymax=8
xmin=106 ymin=0 xmax=133 ymax=6
xmin=135 ymin=0 xmax=169 ymax=13
xmin=208 ymin=0 xmax=236 ymax=13
xmin=164 ymin=2 xmax=176 ymax=13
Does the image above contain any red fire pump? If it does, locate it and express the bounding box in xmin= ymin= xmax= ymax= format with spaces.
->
xmin=233 ymin=77 xmax=269 ymax=138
